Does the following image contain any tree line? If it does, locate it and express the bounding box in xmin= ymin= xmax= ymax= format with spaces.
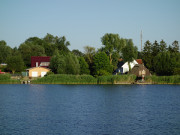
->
xmin=0 ymin=33 xmax=179 ymax=76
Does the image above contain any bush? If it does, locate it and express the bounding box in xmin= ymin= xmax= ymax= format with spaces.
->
xmin=0 ymin=74 xmax=11 ymax=80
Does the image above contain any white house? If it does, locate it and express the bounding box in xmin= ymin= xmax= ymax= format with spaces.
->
xmin=121 ymin=60 xmax=138 ymax=73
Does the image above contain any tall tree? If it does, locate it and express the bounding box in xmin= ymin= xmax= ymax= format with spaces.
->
xmin=154 ymin=52 xmax=173 ymax=76
xmin=78 ymin=57 xmax=90 ymax=75
xmin=152 ymin=40 xmax=160 ymax=56
xmin=142 ymin=40 xmax=153 ymax=71
xmin=101 ymin=33 xmax=125 ymax=64
xmin=159 ymin=40 xmax=167 ymax=52
xmin=93 ymin=52 xmax=113 ymax=76
xmin=84 ymin=46 xmax=96 ymax=64
xmin=0 ymin=40 xmax=12 ymax=63
xmin=6 ymin=55 xmax=24 ymax=74
xmin=72 ymin=49 xmax=84 ymax=57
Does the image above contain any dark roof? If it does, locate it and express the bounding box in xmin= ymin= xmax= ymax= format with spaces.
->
xmin=129 ymin=64 xmax=151 ymax=77
xmin=136 ymin=59 xmax=143 ymax=64
xmin=31 ymin=56 xmax=51 ymax=67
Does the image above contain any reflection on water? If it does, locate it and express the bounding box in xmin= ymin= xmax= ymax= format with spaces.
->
xmin=0 ymin=84 xmax=180 ymax=135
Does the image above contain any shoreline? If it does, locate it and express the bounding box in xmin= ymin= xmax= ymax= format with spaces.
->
xmin=1 ymin=82 xmax=179 ymax=85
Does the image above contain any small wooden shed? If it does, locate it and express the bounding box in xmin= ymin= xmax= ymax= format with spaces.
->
xmin=129 ymin=64 xmax=151 ymax=77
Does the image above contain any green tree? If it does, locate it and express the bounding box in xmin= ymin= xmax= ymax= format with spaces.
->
xmin=168 ymin=40 xmax=179 ymax=53
xmin=65 ymin=53 xmax=80 ymax=75
xmin=93 ymin=52 xmax=113 ymax=76
xmin=72 ymin=49 xmax=84 ymax=57
xmin=154 ymin=52 xmax=173 ymax=76
xmin=122 ymin=39 xmax=137 ymax=70
xmin=49 ymin=50 xmax=65 ymax=74
xmin=6 ymin=55 xmax=24 ymax=74
xmin=159 ymin=40 xmax=167 ymax=52
xmin=78 ymin=57 xmax=90 ymax=75
xmin=18 ymin=43 xmax=45 ymax=67
xmin=152 ymin=40 xmax=160 ymax=56
xmin=101 ymin=33 xmax=125 ymax=64
xmin=142 ymin=40 xmax=153 ymax=71
xmin=50 ymin=52 xmax=80 ymax=75
xmin=0 ymin=40 xmax=12 ymax=63
xmin=84 ymin=46 xmax=96 ymax=64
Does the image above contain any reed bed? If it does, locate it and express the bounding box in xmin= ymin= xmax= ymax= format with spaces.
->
xmin=145 ymin=75 xmax=180 ymax=84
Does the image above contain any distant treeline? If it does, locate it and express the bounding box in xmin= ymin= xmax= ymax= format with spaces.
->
xmin=0 ymin=33 xmax=179 ymax=76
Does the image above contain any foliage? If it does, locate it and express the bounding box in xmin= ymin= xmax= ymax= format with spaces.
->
xmin=6 ymin=55 xmax=24 ymax=74
xmin=50 ymin=52 xmax=80 ymax=75
xmin=72 ymin=49 xmax=84 ymax=57
xmin=145 ymin=75 xmax=180 ymax=84
xmin=0 ymin=40 xmax=12 ymax=63
xmin=101 ymin=33 xmax=125 ymax=64
xmin=154 ymin=52 xmax=173 ymax=75
xmin=0 ymin=74 xmax=20 ymax=84
xmin=122 ymin=39 xmax=137 ymax=70
xmin=0 ymin=74 xmax=11 ymax=80
xmin=78 ymin=57 xmax=90 ymax=75
xmin=97 ymin=75 xmax=136 ymax=84
xmin=32 ymin=74 xmax=97 ymax=84
xmin=84 ymin=46 xmax=96 ymax=64
xmin=93 ymin=52 xmax=113 ymax=76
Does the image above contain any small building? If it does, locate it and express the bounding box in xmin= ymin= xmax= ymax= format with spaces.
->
xmin=31 ymin=56 xmax=51 ymax=68
xmin=27 ymin=67 xmax=50 ymax=78
xmin=129 ymin=64 xmax=151 ymax=77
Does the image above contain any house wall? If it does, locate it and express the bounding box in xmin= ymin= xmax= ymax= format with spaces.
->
xmin=28 ymin=67 xmax=50 ymax=77
xmin=122 ymin=60 xmax=138 ymax=73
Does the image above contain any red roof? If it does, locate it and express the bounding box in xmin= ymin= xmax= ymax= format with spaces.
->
xmin=136 ymin=59 xmax=143 ymax=64
xmin=31 ymin=56 xmax=51 ymax=67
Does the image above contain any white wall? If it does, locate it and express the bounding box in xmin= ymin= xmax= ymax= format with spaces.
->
xmin=122 ymin=60 xmax=138 ymax=73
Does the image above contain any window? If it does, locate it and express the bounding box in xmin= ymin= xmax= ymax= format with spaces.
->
xmin=40 ymin=62 xmax=50 ymax=66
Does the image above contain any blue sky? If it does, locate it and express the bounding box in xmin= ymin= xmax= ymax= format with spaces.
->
xmin=0 ymin=0 xmax=180 ymax=52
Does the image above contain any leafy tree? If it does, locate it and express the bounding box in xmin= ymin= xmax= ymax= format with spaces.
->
xmin=154 ymin=52 xmax=173 ymax=75
xmin=168 ymin=40 xmax=179 ymax=53
xmin=49 ymin=50 xmax=65 ymax=74
xmin=6 ymin=55 xmax=24 ymax=74
xmin=50 ymin=52 xmax=80 ymax=75
xmin=122 ymin=39 xmax=137 ymax=70
xmin=152 ymin=40 xmax=160 ymax=56
xmin=93 ymin=52 xmax=113 ymax=76
xmin=142 ymin=40 xmax=153 ymax=71
xmin=0 ymin=40 xmax=12 ymax=63
xmin=65 ymin=53 xmax=80 ymax=75
xmin=18 ymin=43 xmax=45 ymax=67
xmin=101 ymin=33 xmax=125 ymax=64
xmin=159 ymin=40 xmax=167 ymax=52
xmin=111 ymin=52 xmax=120 ymax=70
xmin=72 ymin=49 xmax=84 ymax=57
xmin=84 ymin=46 xmax=96 ymax=64
xmin=78 ymin=57 xmax=90 ymax=75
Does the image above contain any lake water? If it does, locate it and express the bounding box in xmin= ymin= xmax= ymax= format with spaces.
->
xmin=0 ymin=84 xmax=180 ymax=135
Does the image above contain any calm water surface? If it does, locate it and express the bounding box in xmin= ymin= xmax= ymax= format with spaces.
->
xmin=0 ymin=84 xmax=180 ymax=135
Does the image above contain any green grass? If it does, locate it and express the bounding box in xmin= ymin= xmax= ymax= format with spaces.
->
xmin=32 ymin=74 xmax=97 ymax=84
xmin=97 ymin=75 xmax=136 ymax=84
xmin=32 ymin=74 xmax=137 ymax=84
xmin=0 ymin=74 xmax=21 ymax=84
xmin=145 ymin=75 xmax=180 ymax=84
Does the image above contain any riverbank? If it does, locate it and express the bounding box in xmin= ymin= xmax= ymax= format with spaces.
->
xmin=0 ymin=74 xmax=180 ymax=84
xmin=31 ymin=74 xmax=180 ymax=85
